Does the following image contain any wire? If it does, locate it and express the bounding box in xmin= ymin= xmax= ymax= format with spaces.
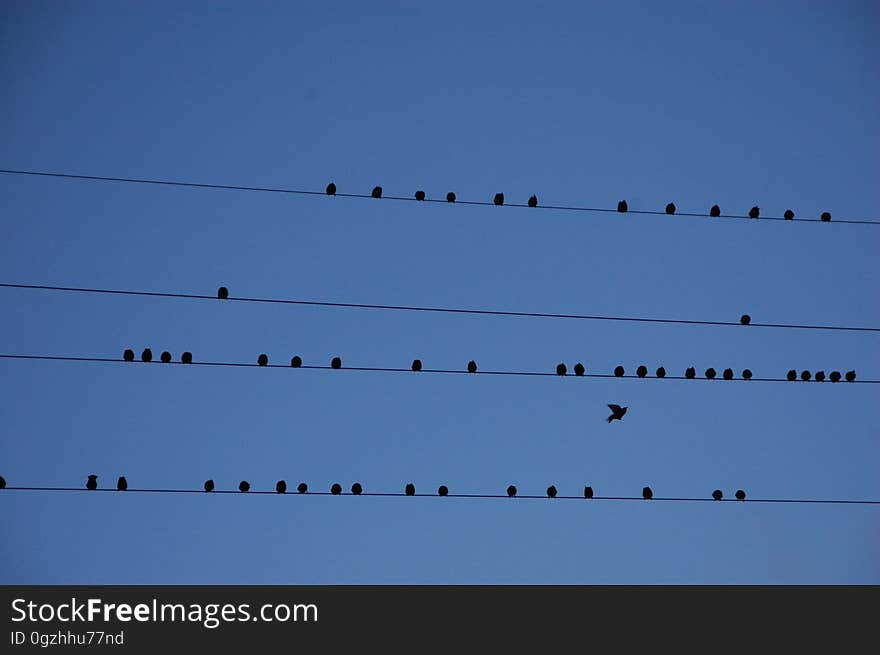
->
xmin=0 ymin=353 xmax=873 ymax=384
xmin=3 ymin=282 xmax=878 ymax=334
xmin=2 ymin=168 xmax=877 ymax=226
xmin=1 ymin=485 xmax=878 ymax=505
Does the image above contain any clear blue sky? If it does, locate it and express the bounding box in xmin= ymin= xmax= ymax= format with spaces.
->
xmin=1 ymin=1 xmax=878 ymax=583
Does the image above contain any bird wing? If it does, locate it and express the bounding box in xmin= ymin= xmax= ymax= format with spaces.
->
xmin=608 ymin=404 xmax=622 ymax=413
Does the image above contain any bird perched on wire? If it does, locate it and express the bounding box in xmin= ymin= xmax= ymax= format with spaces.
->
xmin=685 ymin=367 xmax=696 ymax=379
xmin=331 ymin=356 xmax=342 ymax=369
xmin=723 ymin=368 xmax=734 ymax=380
xmin=607 ymin=404 xmax=628 ymax=423
xmin=784 ymin=209 xmax=794 ymax=220
xmin=787 ymin=369 xmax=797 ymax=381
xmin=493 ymin=192 xmax=504 ymax=206
xmin=297 ymin=482 xmax=308 ymax=493
xmin=506 ymin=485 xmax=517 ymax=497
xmin=438 ymin=485 xmax=449 ymax=496
xmin=371 ymin=186 xmax=383 ymax=198
xmin=204 ymin=479 xmax=215 ymax=492
xmin=330 ymin=483 xmax=342 ymax=495
xmin=740 ymin=314 xmax=751 ymax=325
xmin=617 ymin=200 xmax=628 ymax=213
xmin=656 ymin=366 xmax=666 ymax=378
xmin=181 ymin=351 xmax=193 ymax=364
xmin=123 ymin=349 xmax=135 ymax=362
xmin=160 ymin=351 xmax=172 ymax=363
xmin=665 ymin=203 xmax=676 ymax=215
xmin=749 ymin=206 xmax=760 ymax=219
xmin=556 ymin=363 xmax=567 ymax=376
xmin=217 ymin=286 xmax=229 ymax=299
xmin=820 ymin=211 xmax=831 ymax=222
xmin=414 ymin=190 xmax=426 ymax=201
xmin=846 ymin=370 xmax=856 ymax=382
xmin=290 ymin=356 xmax=302 ymax=368
xmin=117 ymin=476 xmax=127 ymax=491
xmin=614 ymin=365 xmax=625 ymax=377
xmin=735 ymin=489 xmax=746 ymax=501
xmin=583 ymin=486 xmax=594 ymax=499
xmin=709 ymin=204 xmax=721 ymax=217
xmin=276 ymin=480 xmax=286 ymax=494
xmin=742 ymin=369 xmax=753 ymax=380
xmin=351 ymin=482 xmax=363 ymax=495
xmin=546 ymin=485 xmax=557 ymax=498
xmin=326 ymin=182 xmax=337 ymax=196
xmin=574 ymin=363 xmax=585 ymax=376
xmin=411 ymin=359 xmax=422 ymax=372
xmin=141 ymin=348 xmax=153 ymax=362
xmin=239 ymin=481 xmax=250 ymax=493
xmin=528 ymin=195 xmax=538 ymax=208
xmin=467 ymin=360 xmax=477 ymax=373
xmin=0 ymin=475 xmax=5 ymax=490
xmin=815 ymin=371 xmax=826 ymax=382
xmin=830 ymin=371 xmax=841 ymax=382
xmin=258 ymin=354 xmax=269 ymax=366
xmin=405 ymin=483 xmax=416 ymax=496
xmin=446 ymin=192 xmax=456 ymax=203
xmin=86 ymin=474 xmax=98 ymax=490
xmin=636 ymin=365 xmax=647 ymax=378
xmin=712 ymin=489 xmax=723 ymax=500
xmin=642 ymin=486 xmax=653 ymax=500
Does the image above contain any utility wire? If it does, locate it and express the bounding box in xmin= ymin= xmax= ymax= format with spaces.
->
xmin=0 ymin=353 xmax=873 ymax=384
xmin=2 ymin=168 xmax=877 ymax=226
xmin=3 ymin=282 xmax=878 ymax=334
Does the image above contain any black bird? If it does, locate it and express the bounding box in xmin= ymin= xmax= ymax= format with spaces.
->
xmin=123 ymin=349 xmax=135 ymax=362
xmin=636 ymin=365 xmax=647 ymax=378
xmin=181 ymin=351 xmax=193 ymax=364
xmin=411 ymin=359 xmax=422 ymax=372
xmin=556 ymin=363 xmax=567 ymax=376
xmin=665 ymin=202 xmax=676 ymax=215
xmin=830 ymin=371 xmax=841 ymax=382
xmin=583 ymin=485 xmax=594 ymax=499
xmin=749 ymin=206 xmax=760 ymax=219
xmin=801 ymin=370 xmax=811 ymax=381
xmin=141 ymin=348 xmax=153 ymax=362
xmin=405 ymin=483 xmax=416 ymax=496
xmin=743 ymin=369 xmax=753 ymax=380
xmin=815 ymin=371 xmax=826 ymax=382
xmin=414 ymin=190 xmax=426 ymax=201
xmin=86 ymin=474 xmax=98 ymax=490
xmin=528 ymin=195 xmax=538 ymax=208
xmin=685 ymin=367 xmax=696 ymax=379
xmin=290 ymin=356 xmax=302 ymax=368
xmin=820 ymin=211 xmax=831 ymax=222
xmin=784 ymin=209 xmax=795 ymax=220
xmin=787 ymin=369 xmax=797 ymax=381
xmin=438 ymin=485 xmax=449 ymax=496
xmin=204 ymin=479 xmax=215 ymax=492
xmin=709 ymin=204 xmax=721 ymax=217
xmin=276 ymin=480 xmax=287 ymax=494
xmin=493 ymin=192 xmax=504 ymax=206
xmin=740 ymin=314 xmax=751 ymax=325
xmin=258 ymin=354 xmax=269 ymax=366
xmin=160 ymin=351 xmax=172 ymax=363
xmin=330 ymin=483 xmax=342 ymax=495
xmin=446 ymin=192 xmax=456 ymax=203
xmin=0 ymin=476 xmax=5 ymax=490
xmin=239 ymin=480 xmax=250 ymax=493
xmin=722 ymin=368 xmax=734 ymax=380
xmin=507 ymin=485 xmax=517 ymax=497
xmin=656 ymin=366 xmax=666 ymax=378
xmin=642 ymin=486 xmax=653 ymax=500
xmin=117 ymin=476 xmax=127 ymax=491
xmin=614 ymin=365 xmax=625 ymax=377
xmin=351 ymin=482 xmax=363 ymax=495
xmin=607 ymin=404 xmax=628 ymax=423
xmin=217 ymin=286 xmax=229 ymax=299
xmin=371 ymin=186 xmax=383 ymax=199
xmin=297 ymin=482 xmax=308 ymax=493
xmin=573 ymin=362 xmax=585 ymax=376
xmin=467 ymin=360 xmax=477 ymax=373
xmin=617 ymin=200 xmax=628 ymax=213
xmin=846 ymin=370 xmax=856 ymax=382
xmin=546 ymin=485 xmax=557 ymax=498
xmin=705 ymin=367 xmax=717 ymax=379
xmin=712 ymin=489 xmax=723 ymax=501
xmin=331 ymin=356 xmax=342 ymax=369
xmin=735 ymin=489 xmax=746 ymax=501
xmin=325 ymin=182 xmax=337 ymax=195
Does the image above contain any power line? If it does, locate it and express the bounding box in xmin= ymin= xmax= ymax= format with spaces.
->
xmin=2 ymin=168 xmax=877 ymax=226
xmin=3 ymin=282 xmax=878 ymax=334
xmin=0 ymin=353 xmax=871 ymax=384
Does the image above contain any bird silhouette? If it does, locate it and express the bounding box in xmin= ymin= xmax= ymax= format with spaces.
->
xmin=326 ymin=182 xmax=337 ymax=195
xmin=821 ymin=211 xmax=831 ymax=222
xmin=787 ymin=369 xmax=797 ymax=381
xmin=204 ymin=479 xmax=215 ymax=492
xmin=709 ymin=204 xmax=721 ymax=217
xmin=217 ymin=286 xmax=229 ymax=299
xmin=291 ymin=356 xmax=302 ymax=368
xmin=117 ymin=476 xmax=127 ymax=491
xmin=258 ymin=354 xmax=269 ymax=366
xmin=181 ymin=352 xmax=193 ymax=364
xmin=141 ymin=348 xmax=153 ymax=362
xmin=583 ymin=485 xmax=594 ymax=499
xmin=784 ymin=209 xmax=794 ymax=220
xmin=815 ymin=371 xmax=826 ymax=382
xmin=467 ymin=360 xmax=477 ymax=373
xmin=351 ymin=482 xmax=363 ymax=495
xmin=656 ymin=366 xmax=666 ymax=378
xmin=614 ymin=365 xmax=625 ymax=377
xmin=574 ymin=363 xmax=585 ymax=376
xmin=723 ymin=368 xmax=734 ymax=380
xmin=160 ymin=351 xmax=172 ymax=363
xmin=507 ymin=485 xmax=517 ymax=497
xmin=528 ymin=195 xmax=538 ymax=208
xmin=0 ymin=476 xmax=5 ymax=490
xmin=493 ymin=192 xmax=504 ymax=206
xmin=617 ymin=200 xmax=628 ymax=213
xmin=712 ymin=489 xmax=723 ymax=501
xmin=636 ymin=365 xmax=647 ymax=378
xmin=411 ymin=359 xmax=422 ymax=372
xmin=123 ymin=349 xmax=134 ymax=362
xmin=546 ymin=485 xmax=557 ymax=498
xmin=556 ymin=363 xmax=567 ymax=376
xmin=684 ymin=367 xmax=696 ymax=379
xmin=743 ymin=369 xmax=753 ymax=380
xmin=705 ymin=367 xmax=717 ymax=379
xmin=846 ymin=370 xmax=856 ymax=382
xmin=330 ymin=483 xmax=342 ymax=495
xmin=446 ymin=192 xmax=456 ymax=203
xmin=405 ymin=483 xmax=416 ymax=496
xmin=438 ymin=485 xmax=449 ymax=496
xmin=749 ymin=206 xmax=760 ymax=219
xmin=607 ymin=404 xmax=628 ymax=423
xmin=735 ymin=489 xmax=746 ymax=501
xmin=86 ymin=474 xmax=98 ymax=490
xmin=740 ymin=314 xmax=751 ymax=325
xmin=276 ymin=480 xmax=287 ymax=494
xmin=297 ymin=482 xmax=308 ymax=493
xmin=642 ymin=486 xmax=653 ymax=500
xmin=801 ymin=370 xmax=811 ymax=381
xmin=239 ymin=481 xmax=250 ymax=493
xmin=331 ymin=356 xmax=342 ymax=369
xmin=665 ymin=202 xmax=676 ymax=215
xmin=371 ymin=186 xmax=383 ymax=199
xmin=414 ymin=190 xmax=426 ymax=201
xmin=830 ymin=371 xmax=841 ymax=382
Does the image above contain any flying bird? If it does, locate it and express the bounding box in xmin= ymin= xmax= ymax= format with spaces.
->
xmin=141 ymin=348 xmax=153 ymax=362
xmin=411 ymin=359 xmax=422 ymax=372
xmin=506 ymin=485 xmax=517 ymax=497
xmin=291 ymin=356 xmax=302 ymax=368
xmin=371 ymin=186 xmax=383 ymax=198
xmin=467 ymin=360 xmax=477 ymax=373
xmin=330 ymin=483 xmax=342 ymax=495
xmin=276 ymin=480 xmax=287 ymax=494
xmin=636 ymin=365 xmax=647 ymax=378
xmin=217 ymin=286 xmax=229 ymax=299
xmin=784 ymin=209 xmax=794 ymax=220
xmin=735 ymin=489 xmax=746 ymax=501
xmin=583 ymin=486 xmax=594 ymax=499
xmin=405 ymin=483 xmax=416 ymax=496
xmin=414 ymin=190 xmax=426 ymax=201
xmin=204 ymin=479 xmax=215 ymax=492
xmin=438 ymin=485 xmax=449 ymax=496
xmin=181 ymin=351 xmax=193 ymax=364
xmin=297 ymin=482 xmax=308 ymax=493
xmin=820 ymin=211 xmax=831 ymax=222
xmin=574 ymin=362 xmax=585 ymax=376
xmin=665 ymin=202 xmax=676 ymax=215
xmin=86 ymin=474 xmax=98 ymax=490
xmin=117 ymin=476 xmax=127 ymax=491
xmin=556 ymin=363 xmax=567 ymax=376
xmin=446 ymin=192 xmax=456 ymax=203
xmin=607 ymin=404 xmax=628 ymax=423
xmin=656 ymin=366 xmax=666 ymax=378
xmin=712 ymin=489 xmax=723 ymax=501
xmin=493 ymin=193 xmax=504 ymax=206
xmin=331 ymin=356 xmax=342 ymax=369
xmin=685 ymin=367 xmax=696 ymax=379
xmin=160 ymin=351 xmax=172 ymax=363
xmin=326 ymin=182 xmax=337 ymax=195
xmin=258 ymin=354 xmax=269 ymax=366
xmin=528 ymin=195 xmax=538 ymax=208
xmin=709 ymin=204 xmax=721 ymax=217
xmin=123 ymin=349 xmax=134 ymax=362
xmin=642 ymin=486 xmax=653 ymax=500
xmin=351 ymin=482 xmax=363 ymax=495
xmin=239 ymin=480 xmax=250 ymax=493
xmin=546 ymin=485 xmax=557 ymax=498
xmin=617 ymin=200 xmax=628 ymax=213
xmin=614 ymin=365 xmax=625 ymax=377
xmin=749 ymin=206 xmax=760 ymax=219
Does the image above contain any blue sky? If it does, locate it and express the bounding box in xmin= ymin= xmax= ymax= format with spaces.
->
xmin=1 ymin=0 xmax=878 ymax=583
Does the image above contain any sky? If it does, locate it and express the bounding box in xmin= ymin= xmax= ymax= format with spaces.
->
xmin=0 ymin=0 xmax=878 ymax=584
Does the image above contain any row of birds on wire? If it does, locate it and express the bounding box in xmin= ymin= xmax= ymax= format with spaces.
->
xmin=119 ymin=348 xmax=858 ymax=383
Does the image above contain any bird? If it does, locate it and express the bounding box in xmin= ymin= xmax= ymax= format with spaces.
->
xmin=330 ymin=483 xmax=342 ymax=495
xmin=583 ymin=486 xmax=594 ymax=499
xmin=705 ymin=367 xmax=717 ymax=379
xmin=846 ymin=370 xmax=856 ymax=382
xmin=784 ymin=209 xmax=795 ymax=220
xmin=290 ymin=355 xmax=302 ymax=368
xmin=181 ymin=352 xmax=193 ymax=364
xmin=614 ymin=365 xmax=625 ymax=377
xmin=257 ymin=354 xmax=269 ymax=366
xmin=86 ymin=475 xmax=98 ymax=490
xmin=325 ymin=182 xmax=337 ymax=195
xmin=607 ymin=404 xmax=628 ymax=423
xmin=787 ymin=369 xmax=797 ymax=381
xmin=493 ymin=192 xmax=504 ymax=206
xmin=743 ymin=369 xmax=753 ymax=380
xmin=546 ymin=485 xmax=557 ymax=498
xmin=815 ymin=371 xmax=826 ymax=382
xmin=204 ymin=479 xmax=215 ymax=492
xmin=556 ymin=363 xmax=567 ymax=376
xmin=160 ymin=351 xmax=172 ymax=363
xmin=712 ymin=489 xmax=723 ymax=500
xmin=685 ymin=367 xmax=696 ymax=379
xmin=438 ymin=485 xmax=449 ymax=496
xmin=117 ymin=476 xmax=127 ymax=491
xmin=820 ymin=211 xmax=831 ymax=222
xmin=617 ymin=200 xmax=628 ymax=213
xmin=665 ymin=202 xmax=676 ymax=215
xmin=636 ymin=365 xmax=647 ymax=378
xmin=574 ymin=363 xmax=585 ymax=376
xmin=801 ymin=370 xmax=811 ymax=381
xmin=467 ymin=360 xmax=477 ymax=373
xmin=414 ymin=190 xmax=426 ymax=201
xmin=709 ymin=204 xmax=721 ymax=217
xmin=830 ymin=371 xmax=842 ymax=382
xmin=656 ymin=366 xmax=666 ymax=378
xmin=446 ymin=191 xmax=456 ymax=203
xmin=411 ymin=359 xmax=422 ymax=372
xmin=749 ymin=206 xmax=760 ymax=219
xmin=297 ymin=482 xmax=308 ymax=494
xmin=735 ymin=489 xmax=746 ymax=501
xmin=276 ymin=480 xmax=287 ymax=494
xmin=0 ymin=475 xmax=5 ymax=490
xmin=528 ymin=195 xmax=538 ymax=208
xmin=506 ymin=485 xmax=517 ymax=497
xmin=371 ymin=186 xmax=383 ymax=199
xmin=642 ymin=486 xmax=653 ymax=500
xmin=217 ymin=286 xmax=229 ymax=299
xmin=723 ymin=368 xmax=734 ymax=380
xmin=239 ymin=480 xmax=250 ymax=493
xmin=405 ymin=483 xmax=416 ymax=496
xmin=141 ymin=348 xmax=153 ymax=362
xmin=123 ymin=349 xmax=134 ymax=362
xmin=351 ymin=482 xmax=363 ymax=495
xmin=740 ymin=314 xmax=751 ymax=325
xmin=331 ymin=356 xmax=342 ymax=369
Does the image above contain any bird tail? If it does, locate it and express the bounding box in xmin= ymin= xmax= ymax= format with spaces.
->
xmin=606 ymin=415 xmax=613 ymax=423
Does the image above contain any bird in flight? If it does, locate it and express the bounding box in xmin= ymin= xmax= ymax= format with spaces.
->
xmin=607 ymin=404 xmax=628 ymax=423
